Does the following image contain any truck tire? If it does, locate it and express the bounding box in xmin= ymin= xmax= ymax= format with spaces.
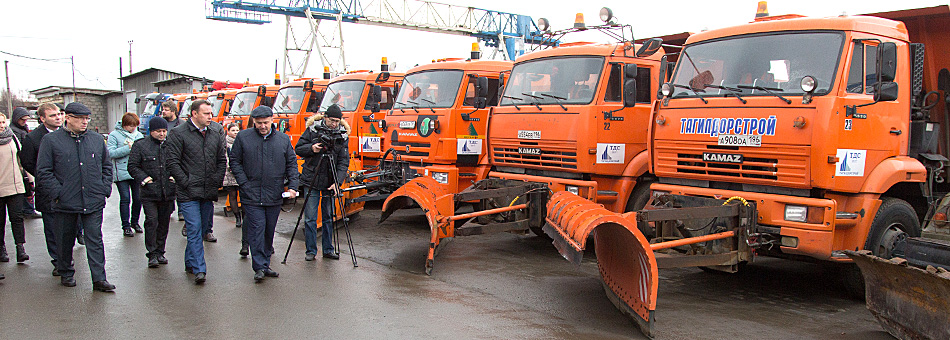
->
xmin=625 ymin=180 xmax=656 ymax=238
xmin=843 ymin=197 xmax=921 ymax=299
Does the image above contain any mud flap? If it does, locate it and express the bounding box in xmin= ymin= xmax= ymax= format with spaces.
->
xmin=543 ymin=191 xmax=658 ymax=338
xmin=381 ymin=176 xmax=454 ymax=275
xmin=845 ymin=249 xmax=950 ymax=340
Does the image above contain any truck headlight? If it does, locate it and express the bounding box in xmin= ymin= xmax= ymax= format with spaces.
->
xmin=784 ymin=205 xmax=807 ymax=223
xmin=431 ymin=172 xmax=449 ymax=184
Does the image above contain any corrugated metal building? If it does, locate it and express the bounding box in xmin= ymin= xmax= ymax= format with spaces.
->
xmin=119 ymin=68 xmax=208 ymax=115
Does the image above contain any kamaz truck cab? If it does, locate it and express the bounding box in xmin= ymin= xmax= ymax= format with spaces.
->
xmin=223 ymin=84 xmax=280 ymax=131
xmin=137 ymin=92 xmax=173 ymax=133
xmin=317 ymin=65 xmax=403 ymax=169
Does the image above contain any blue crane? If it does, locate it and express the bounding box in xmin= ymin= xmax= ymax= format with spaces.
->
xmin=205 ymin=0 xmax=558 ymax=79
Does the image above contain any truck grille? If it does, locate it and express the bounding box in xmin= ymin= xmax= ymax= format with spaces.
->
xmin=654 ymin=140 xmax=809 ymax=188
xmin=391 ymin=141 xmax=431 ymax=158
xmin=491 ymin=138 xmax=577 ymax=170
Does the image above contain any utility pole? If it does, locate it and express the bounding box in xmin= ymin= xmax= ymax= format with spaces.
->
xmin=128 ymin=40 xmax=133 ymax=74
xmin=119 ymin=57 xmax=124 ymax=91
xmin=4 ymin=60 xmax=12 ymax=116
xmin=70 ymin=56 xmax=76 ymax=104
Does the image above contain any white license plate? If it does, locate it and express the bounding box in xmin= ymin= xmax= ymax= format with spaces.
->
xmin=399 ymin=121 xmax=415 ymax=129
xmin=518 ymin=130 xmax=541 ymax=139
xmin=717 ymin=134 xmax=761 ymax=147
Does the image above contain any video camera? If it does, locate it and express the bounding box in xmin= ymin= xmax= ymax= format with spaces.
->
xmin=315 ymin=127 xmax=347 ymax=153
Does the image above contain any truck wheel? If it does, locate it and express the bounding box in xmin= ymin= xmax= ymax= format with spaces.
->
xmin=843 ymin=197 xmax=920 ymax=299
xmin=624 ymin=180 xmax=655 ymax=238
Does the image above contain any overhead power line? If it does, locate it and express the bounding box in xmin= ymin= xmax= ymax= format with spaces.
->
xmin=0 ymin=50 xmax=71 ymax=62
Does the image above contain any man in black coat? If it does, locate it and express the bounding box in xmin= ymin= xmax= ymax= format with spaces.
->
xmin=295 ymin=104 xmax=348 ymax=261
xmin=36 ymin=102 xmax=115 ymax=292
xmin=230 ymin=106 xmax=299 ymax=282
xmin=129 ymin=116 xmax=176 ymax=268
xmin=20 ymin=103 xmax=68 ymax=275
xmin=164 ymin=99 xmax=227 ymax=284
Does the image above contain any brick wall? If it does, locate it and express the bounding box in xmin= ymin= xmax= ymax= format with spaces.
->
xmin=35 ymin=93 xmax=109 ymax=133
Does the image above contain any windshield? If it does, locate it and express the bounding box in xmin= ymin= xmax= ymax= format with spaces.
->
xmin=394 ymin=70 xmax=464 ymax=109
xmin=501 ymin=56 xmax=604 ymax=106
xmin=320 ymin=80 xmax=365 ymax=112
xmin=669 ymin=32 xmax=844 ymax=98
xmin=230 ymin=92 xmax=258 ymax=116
xmin=142 ymin=100 xmax=158 ymax=116
xmin=180 ymin=99 xmax=193 ymax=119
xmin=208 ymin=96 xmax=224 ymax=115
xmin=273 ymin=87 xmax=305 ymax=114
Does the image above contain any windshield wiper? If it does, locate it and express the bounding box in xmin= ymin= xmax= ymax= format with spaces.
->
xmin=705 ymin=84 xmax=747 ymax=104
xmin=671 ymin=84 xmax=708 ymax=104
xmin=735 ymin=84 xmax=791 ymax=104
xmin=419 ymin=98 xmax=437 ymax=113
xmin=538 ymin=92 xmax=568 ymax=111
xmin=394 ymin=101 xmax=407 ymax=113
xmin=502 ymin=95 xmax=523 ymax=110
xmin=521 ymin=93 xmax=543 ymax=110
xmin=406 ymin=100 xmax=421 ymax=113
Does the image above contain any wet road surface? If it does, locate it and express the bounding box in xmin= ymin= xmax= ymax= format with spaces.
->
xmin=0 ymin=192 xmax=892 ymax=339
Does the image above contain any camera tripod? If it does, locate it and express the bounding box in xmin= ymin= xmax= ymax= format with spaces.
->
xmin=281 ymin=149 xmax=358 ymax=267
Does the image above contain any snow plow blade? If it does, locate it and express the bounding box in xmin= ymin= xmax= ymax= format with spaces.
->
xmin=380 ymin=176 xmax=454 ymax=275
xmin=542 ymin=191 xmax=658 ymax=338
xmin=845 ymin=248 xmax=950 ymax=340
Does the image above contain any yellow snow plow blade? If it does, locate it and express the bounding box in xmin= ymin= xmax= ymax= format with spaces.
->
xmin=542 ymin=191 xmax=658 ymax=337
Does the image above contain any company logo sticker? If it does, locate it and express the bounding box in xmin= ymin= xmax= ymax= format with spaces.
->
xmin=596 ymin=143 xmax=624 ymax=164
xmin=702 ymin=152 xmax=743 ymax=164
xmin=360 ymin=136 xmax=381 ymax=153
xmin=457 ymin=138 xmax=482 ymax=155
xmin=835 ymin=149 xmax=866 ymax=177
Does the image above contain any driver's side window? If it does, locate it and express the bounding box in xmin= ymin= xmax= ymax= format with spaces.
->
xmin=846 ymin=42 xmax=878 ymax=94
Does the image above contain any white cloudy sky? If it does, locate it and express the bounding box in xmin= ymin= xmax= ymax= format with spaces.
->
xmin=0 ymin=0 xmax=945 ymax=97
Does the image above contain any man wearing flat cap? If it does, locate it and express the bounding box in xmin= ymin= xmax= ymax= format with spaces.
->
xmin=229 ymin=105 xmax=298 ymax=282
xmin=36 ymin=102 xmax=116 ymax=292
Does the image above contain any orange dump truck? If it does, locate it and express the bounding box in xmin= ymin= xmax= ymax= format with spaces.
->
xmin=274 ymin=77 xmax=329 ymax=144
xmin=318 ymin=66 xmax=403 ymax=169
xmin=361 ymin=57 xmax=511 ymax=203
xmin=377 ymin=23 xmax=667 ymax=274
xmin=544 ymin=6 xmax=950 ymax=338
xmin=208 ymin=87 xmax=243 ymax=124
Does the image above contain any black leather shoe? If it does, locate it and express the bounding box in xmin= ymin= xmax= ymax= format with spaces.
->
xmin=262 ymin=268 xmax=279 ymax=278
xmin=123 ymin=228 xmax=134 ymax=237
xmin=194 ymin=272 xmax=206 ymax=284
xmin=132 ymin=224 xmax=144 ymax=233
xmin=52 ymin=268 xmax=60 ymax=277
xmin=61 ymin=276 xmax=77 ymax=287
xmin=76 ymin=236 xmax=84 ymax=245
xmin=305 ymin=253 xmax=316 ymax=261
xmin=181 ymin=225 xmax=187 ymax=237
xmin=157 ymin=255 xmax=168 ymax=264
xmin=16 ymin=244 xmax=28 ymax=262
xmin=254 ymin=270 xmax=264 ymax=282
xmin=93 ymin=280 xmax=116 ymax=292
xmin=148 ymin=257 xmax=159 ymax=268
xmin=203 ymin=233 xmax=217 ymax=242
xmin=323 ymin=252 xmax=340 ymax=260
xmin=239 ymin=243 xmax=249 ymax=258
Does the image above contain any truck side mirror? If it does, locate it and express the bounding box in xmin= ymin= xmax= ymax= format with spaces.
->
xmin=874 ymin=82 xmax=899 ymax=102
xmin=624 ymin=64 xmax=639 ymax=107
xmin=303 ymin=80 xmax=314 ymax=92
xmin=475 ymin=76 xmax=489 ymax=97
xmin=367 ymin=84 xmax=382 ymax=113
xmin=306 ymin=92 xmax=323 ymax=113
xmin=657 ymin=55 xmax=668 ymax=100
xmin=877 ymin=42 xmax=897 ymax=82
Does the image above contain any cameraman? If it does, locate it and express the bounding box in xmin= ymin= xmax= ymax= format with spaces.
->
xmin=295 ymin=104 xmax=348 ymax=261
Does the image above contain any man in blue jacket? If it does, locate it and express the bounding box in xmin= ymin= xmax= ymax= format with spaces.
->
xmin=230 ymin=106 xmax=299 ymax=282
xmin=36 ymin=102 xmax=115 ymax=292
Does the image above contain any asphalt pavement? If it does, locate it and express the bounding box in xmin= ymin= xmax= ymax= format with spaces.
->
xmin=0 ymin=191 xmax=893 ymax=339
